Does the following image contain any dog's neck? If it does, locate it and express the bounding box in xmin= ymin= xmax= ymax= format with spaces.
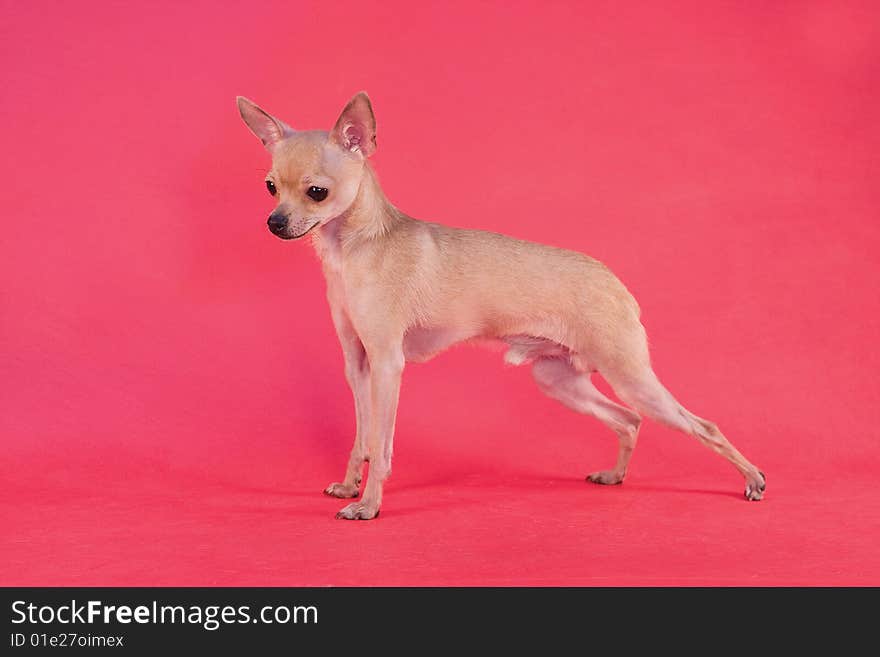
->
xmin=311 ymin=163 xmax=398 ymax=269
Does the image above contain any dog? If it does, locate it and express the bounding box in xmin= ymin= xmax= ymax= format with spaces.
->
xmin=236 ymin=92 xmax=766 ymax=520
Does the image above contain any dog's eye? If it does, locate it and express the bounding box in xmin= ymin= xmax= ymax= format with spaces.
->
xmin=266 ymin=180 xmax=277 ymax=196
xmin=307 ymin=186 xmax=328 ymax=202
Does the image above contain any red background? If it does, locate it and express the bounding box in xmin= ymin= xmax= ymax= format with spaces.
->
xmin=2 ymin=1 xmax=878 ymax=585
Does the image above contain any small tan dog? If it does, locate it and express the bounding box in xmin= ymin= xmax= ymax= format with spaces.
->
xmin=237 ymin=92 xmax=765 ymax=520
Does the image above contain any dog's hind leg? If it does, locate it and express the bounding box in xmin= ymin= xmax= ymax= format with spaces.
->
xmin=605 ymin=366 xmax=766 ymax=500
xmin=532 ymin=357 xmax=642 ymax=485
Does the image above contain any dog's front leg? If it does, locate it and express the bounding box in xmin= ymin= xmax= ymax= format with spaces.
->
xmin=324 ymin=308 xmax=371 ymax=499
xmin=336 ymin=344 xmax=404 ymax=520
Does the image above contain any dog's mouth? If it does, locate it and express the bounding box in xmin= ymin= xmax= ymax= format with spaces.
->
xmin=270 ymin=219 xmax=321 ymax=240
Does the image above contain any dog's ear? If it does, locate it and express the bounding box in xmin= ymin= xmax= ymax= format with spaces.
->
xmin=330 ymin=92 xmax=376 ymax=157
xmin=236 ymin=96 xmax=293 ymax=149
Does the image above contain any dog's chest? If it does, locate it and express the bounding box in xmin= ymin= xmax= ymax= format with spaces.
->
xmin=319 ymin=247 xmax=347 ymax=309
xmin=314 ymin=221 xmax=358 ymax=317
xmin=314 ymin=221 xmax=345 ymax=273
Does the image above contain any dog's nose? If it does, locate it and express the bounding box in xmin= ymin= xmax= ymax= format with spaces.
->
xmin=267 ymin=212 xmax=288 ymax=232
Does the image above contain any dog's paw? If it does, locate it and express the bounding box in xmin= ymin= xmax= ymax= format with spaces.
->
xmin=324 ymin=482 xmax=360 ymax=498
xmin=587 ymin=470 xmax=625 ymax=485
xmin=335 ymin=501 xmax=380 ymax=520
xmin=744 ymin=470 xmax=766 ymax=501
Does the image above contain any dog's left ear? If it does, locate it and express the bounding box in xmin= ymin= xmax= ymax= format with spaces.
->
xmin=330 ymin=92 xmax=376 ymax=157
xmin=236 ymin=96 xmax=293 ymax=149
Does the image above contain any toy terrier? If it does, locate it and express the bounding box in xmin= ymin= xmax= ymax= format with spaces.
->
xmin=237 ymin=92 xmax=765 ymax=520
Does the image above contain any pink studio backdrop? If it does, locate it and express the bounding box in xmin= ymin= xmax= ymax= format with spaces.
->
xmin=1 ymin=1 xmax=878 ymax=585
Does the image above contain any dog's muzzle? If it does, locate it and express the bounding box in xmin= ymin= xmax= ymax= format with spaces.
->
xmin=267 ymin=211 xmax=289 ymax=237
xmin=267 ymin=213 xmax=320 ymax=240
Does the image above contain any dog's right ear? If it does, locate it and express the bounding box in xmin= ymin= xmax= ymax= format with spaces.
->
xmin=236 ymin=96 xmax=293 ymax=149
xmin=330 ymin=92 xmax=377 ymax=157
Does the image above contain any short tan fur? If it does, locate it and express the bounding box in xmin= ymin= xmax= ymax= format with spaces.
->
xmin=237 ymin=92 xmax=765 ymax=520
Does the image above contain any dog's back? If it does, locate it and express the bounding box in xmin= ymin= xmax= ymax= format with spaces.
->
xmin=338 ymin=201 xmax=645 ymax=374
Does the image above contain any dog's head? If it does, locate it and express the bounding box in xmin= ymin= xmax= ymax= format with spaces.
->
xmin=236 ymin=92 xmax=377 ymax=239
